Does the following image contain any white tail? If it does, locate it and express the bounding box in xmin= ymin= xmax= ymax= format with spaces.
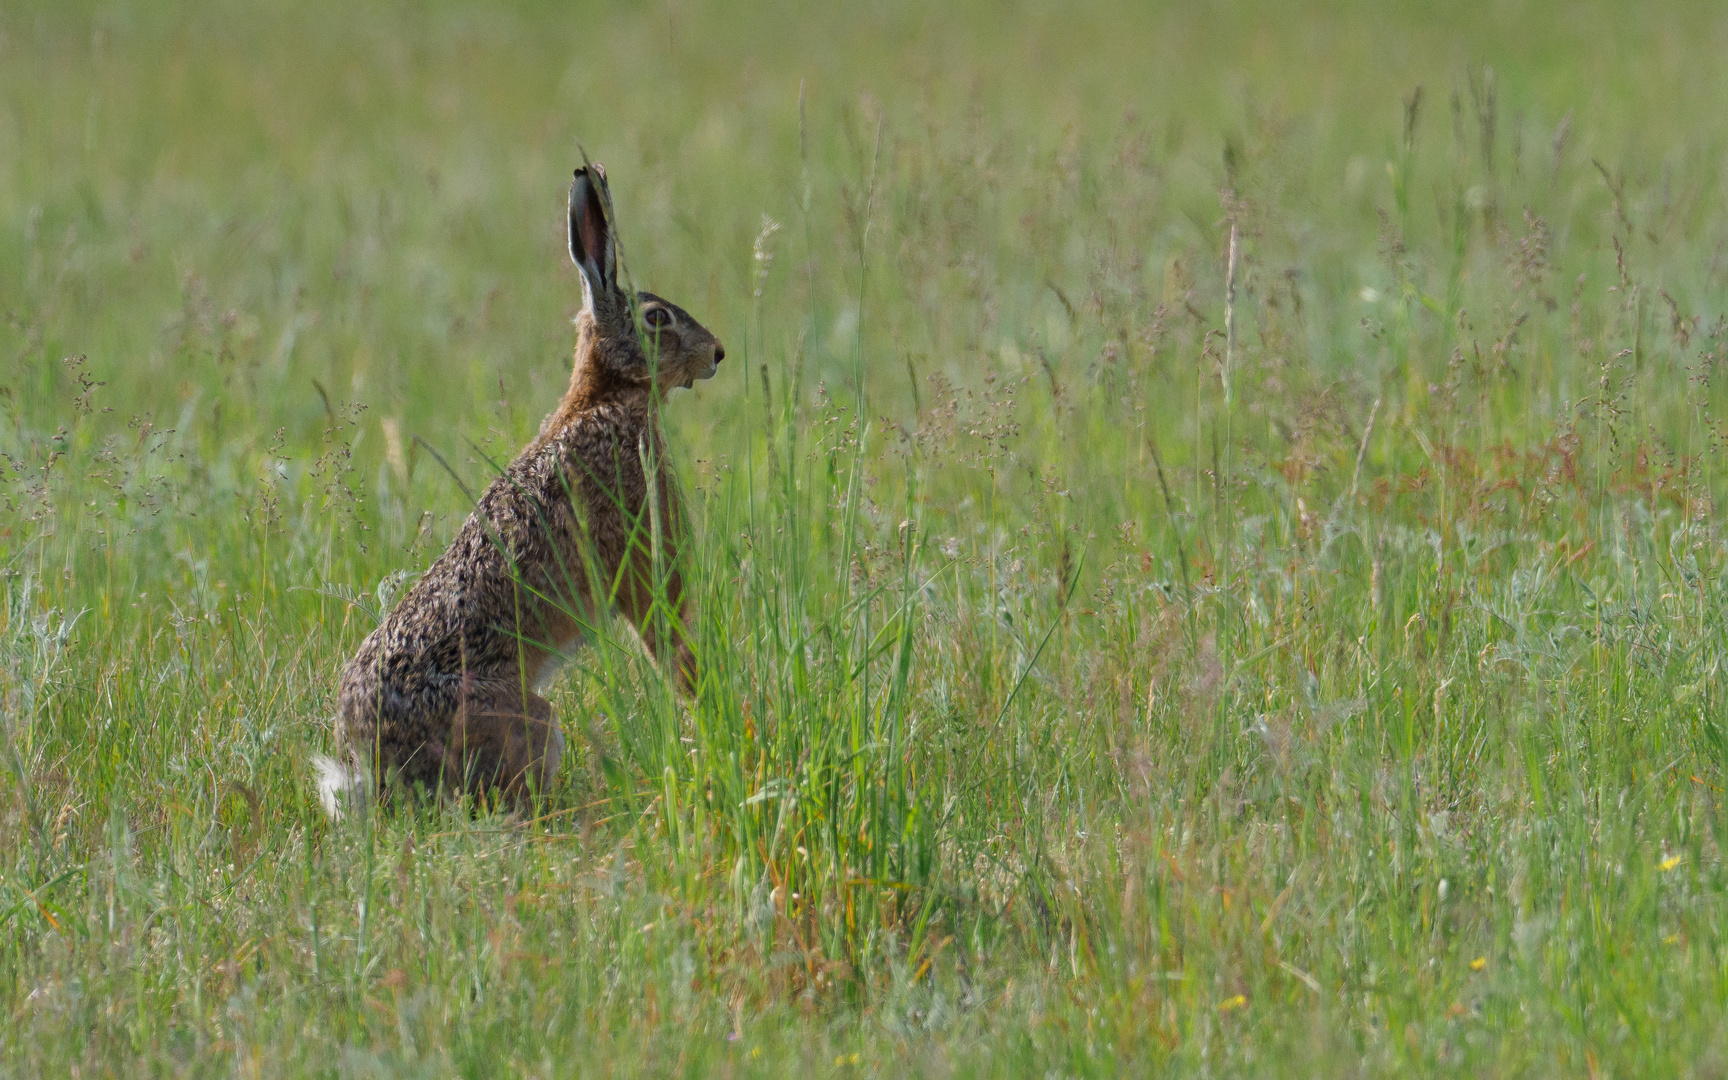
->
xmin=312 ymin=754 xmax=370 ymax=820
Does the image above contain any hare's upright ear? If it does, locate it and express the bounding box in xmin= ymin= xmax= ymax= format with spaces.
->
xmin=568 ymin=165 xmax=617 ymax=311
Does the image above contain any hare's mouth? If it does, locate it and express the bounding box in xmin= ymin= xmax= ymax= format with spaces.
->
xmin=677 ymin=359 xmax=720 ymax=390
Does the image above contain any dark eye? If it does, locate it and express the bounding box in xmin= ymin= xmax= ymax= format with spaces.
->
xmin=643 ymin=307 xmax=673 ymax=330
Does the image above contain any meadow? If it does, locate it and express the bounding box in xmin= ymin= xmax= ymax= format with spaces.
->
xmin=6 ymin=0 xmax=1728 ymax=1074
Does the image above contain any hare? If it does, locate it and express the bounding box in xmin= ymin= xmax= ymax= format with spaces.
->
xmin=318 ymin=163 xmax=724 ymax=816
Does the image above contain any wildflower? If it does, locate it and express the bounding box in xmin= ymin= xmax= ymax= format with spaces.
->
xmin=1469 ymin=957 xmax=1486 ymax=971
xmin=1659 ymin=855 xmax=1683 ymax=872
xmin=1219 ymin=994 xmax=1247 ymax=1012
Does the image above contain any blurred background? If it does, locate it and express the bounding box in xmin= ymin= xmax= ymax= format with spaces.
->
xmin=7 ymin=0 xmax=1726 ymax=465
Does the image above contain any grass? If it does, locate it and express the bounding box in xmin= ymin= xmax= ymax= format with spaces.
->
xmin=6 ymin=0 xmax=1728 ymax=1074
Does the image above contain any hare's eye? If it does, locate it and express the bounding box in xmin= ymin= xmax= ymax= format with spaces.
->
xmin=643 ymin=307 xmax=674 ymax=330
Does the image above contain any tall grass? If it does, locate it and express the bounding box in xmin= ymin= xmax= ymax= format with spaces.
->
xmin=6 ymin=0 xmax=1728 ymax=1074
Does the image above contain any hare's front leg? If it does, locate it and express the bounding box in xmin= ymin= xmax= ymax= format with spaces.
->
xmin=446 ymin=679 xmax=565 ymax=804
xmin=628 ymin=571 xmax=697 ymax=694
xmin=641 ymin=608 xmax=697 ymax=694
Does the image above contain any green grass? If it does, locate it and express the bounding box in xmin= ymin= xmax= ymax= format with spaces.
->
xmin=7 ymin=0 xmax=1728 ymax=1074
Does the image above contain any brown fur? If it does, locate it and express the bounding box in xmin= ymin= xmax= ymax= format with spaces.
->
xmin=329 ymin=165 xmax=722 ymax=806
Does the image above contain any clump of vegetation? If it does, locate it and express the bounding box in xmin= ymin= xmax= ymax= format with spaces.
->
xmin=5 ymin=0 xmax=1728 ymax=1074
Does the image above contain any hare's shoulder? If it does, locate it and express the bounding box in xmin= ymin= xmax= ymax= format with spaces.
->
xmin=540 ymin=400 xmax=648 ymax=463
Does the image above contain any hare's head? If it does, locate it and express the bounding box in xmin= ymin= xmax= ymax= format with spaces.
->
xmin=568 ymin=164 xmax=725 ymax=391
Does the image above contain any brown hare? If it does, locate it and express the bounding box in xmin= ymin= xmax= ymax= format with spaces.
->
xmin=318 ymin=163 xmax=723 ymax=816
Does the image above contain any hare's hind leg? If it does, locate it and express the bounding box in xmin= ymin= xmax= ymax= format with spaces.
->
xmin=447 ymin=681 xmax=565 ymax=805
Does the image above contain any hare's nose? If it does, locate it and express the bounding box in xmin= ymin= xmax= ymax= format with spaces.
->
xmin=713 ymin=344 xmax=725 ymax=364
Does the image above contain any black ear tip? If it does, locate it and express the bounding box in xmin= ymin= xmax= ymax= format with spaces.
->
xmin=570 ymin=165 xmax=607 ymax=195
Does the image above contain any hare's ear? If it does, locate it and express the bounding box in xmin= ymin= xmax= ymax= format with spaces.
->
xmin=568 ymin=165 xmax=617 ymax=309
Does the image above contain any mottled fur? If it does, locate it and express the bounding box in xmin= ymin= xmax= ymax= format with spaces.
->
xmin=322 ymin=165 xmax=723 ymax=813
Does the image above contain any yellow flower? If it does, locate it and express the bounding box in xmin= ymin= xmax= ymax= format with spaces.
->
xmin=1659 ymin=855 xmax=1683 ymax=872
xmin=1469 ymin=957 xmax=1487 ymax=971
xmin=1219 ymin=994 xmax=1247 ymax=1012
xmin=1663 ymin=933 xmax=1680 ymax=945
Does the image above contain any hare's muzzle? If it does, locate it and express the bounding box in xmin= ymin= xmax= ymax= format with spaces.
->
xmin=689 ymin=341 xmax=723 ymax=387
